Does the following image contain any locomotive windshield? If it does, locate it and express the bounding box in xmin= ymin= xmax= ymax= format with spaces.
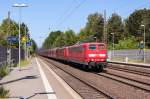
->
xmin=89 ymin=44 xmax=96 ymax=50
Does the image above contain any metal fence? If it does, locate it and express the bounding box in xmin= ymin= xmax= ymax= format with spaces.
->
xmin=0 ymin=61 xmax=7 ymax=67
xmin=0 ymin=59 xmax=14 ymax=67
xmin=0 ymin=46 xmax=7 ymax=63
xmin=0 ymin=45 xmax=24 ymax=65
xmin=108 ymin=49 xmax=150 ymax=62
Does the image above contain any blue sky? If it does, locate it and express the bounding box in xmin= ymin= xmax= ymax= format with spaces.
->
xmin=0 ymin=0 xmax=150 ymax=47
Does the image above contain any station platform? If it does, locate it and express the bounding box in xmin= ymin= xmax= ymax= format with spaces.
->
xmin=0 ymin=57 xmax=82 ymax=99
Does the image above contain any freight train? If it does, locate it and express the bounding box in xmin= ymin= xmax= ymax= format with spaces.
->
xmin=39 ymin=42 xmax=107 ymax=72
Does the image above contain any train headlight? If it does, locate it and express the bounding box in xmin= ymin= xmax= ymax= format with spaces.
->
xmin=88 ymin=54 xmax=96 ymax=57
xmin=99 ymin=54 xmax=106 ymax=57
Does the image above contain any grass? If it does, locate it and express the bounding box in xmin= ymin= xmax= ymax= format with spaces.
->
xmin=0 ymin=65 xmax=9 ymax=78
xmin=128 ymin=59 xmax=144 ymax=63
xmin=144 ymin=59 xmax=150 ymax=64
xmin=0 ymin=86 xmax=9 ymax=98
xmin=111 ymin=57 xmax=125 ymax=62
xmin=18 ymin=60 xmax=29 ymax=67
xmin=111 ymin=57 xmax=150 ymax=64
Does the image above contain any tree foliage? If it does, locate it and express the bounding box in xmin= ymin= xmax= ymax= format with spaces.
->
xmin=115 ymin=36 xmax=138 ymax=50
xmin=43 ymin=8 xmax=150 ymax=49
xmin=126 ymin=8 xmax=150 ymax=47
xmin=43 ymin=31 xmax=62 ymax=48
xmin=0 ymin=18 xmax=37 ymax=54
xmin=53 ymin=33 xmax=66 ymax=47
xmin=107 ymin=13 xmax=124 ymax=43
xmin=43 ymin=29 xmax=77 ymax=48
xmin=30 ymin=39 xmax=37 ymax=54
xmin=85 ymin=13 xmax=104 ymax=41
xmin=0 ymin=18 xmax=30 ymax=47
xmin=64 ymin=29 xmax=77 ymax=45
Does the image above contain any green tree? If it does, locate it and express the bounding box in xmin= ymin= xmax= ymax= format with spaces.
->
xmin=0 ymin=18 xmax=19 ymax=46
xmin=127 ymin=9 xmax=145 ymax=36
xmin=30 ymin=39 xmax=37 ymax=54
xmin=43 ymin=29 xmax=77 ymax=48
xmin=64 ymin=29 xmax=77 ymax=45
xmin=78 ymin=28 xmax=95 ymax=42
xmin=78 ymin=28 xmax=87 ymax=40
xmin=43 ymin=31 xmax=63 ymax=48
xmin=53 ymin=33 xmax=65 ymax=47
xmin=0 ymin=18 xmax=10 ymax=46
xmin=20 ymin=23 xmax=29 ymax=37
xmin=115 ymin=36 xmax=138 ymax=49
xmin=0 ymin=18 xmax=30 ymax=48
xmin=126 ymin=8 xmax=150 ymax=47
xmin=85 ymin=13 xmax=104 ymax=41
xmin=107 ymin=13 xmax=124 ymax=43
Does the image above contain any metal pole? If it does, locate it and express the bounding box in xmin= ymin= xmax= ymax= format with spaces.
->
xmin=19 ymin=7 xmax=21 ymax=71
xmin=144 ymin=26 xmax=145 ymax=63
xmin=113 ymin=34 xmax=114 ymax=58
xmin=24 ymin=25 xmax=27 ymax=60
xmin=12 ymin=3 xmax=28 ymax=70
xmin=7 ymin=11 xmax=11 ymax=68
xmin=8 ymin=11 xmax=11 ymax=68
xmin=27 ymin=46 xmax=28 ymax=60
xmin=103 ymin=10 xmax=107 ymax=43
xmin=25 ymin=25 xmax=29 ymax=60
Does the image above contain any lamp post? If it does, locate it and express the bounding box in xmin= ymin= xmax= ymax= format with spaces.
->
xmin=111 ymin=33 xmax=115 ymax=58
xmin=141 ymin=24 xmax=146 ymax=63
xmin=12 ymin=3 xmax=28 ymax=70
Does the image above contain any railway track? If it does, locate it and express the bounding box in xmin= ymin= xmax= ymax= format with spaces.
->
xmin=103 ymin=63 xmax=150 ymax=92
xmin=108 ymin=62 xmax=150 ymax=77
xmin=104 ymin=68 xmax=150 ymax=86
xmin=40 ymin=56 xmax=150 ymax=99
xmin=97 ymin=72 xmax=150 ymax=92
xmin=109 ymin=61 xmax=150 ymax=68
xmin=40 ymin=57 xmax=112 ymax=99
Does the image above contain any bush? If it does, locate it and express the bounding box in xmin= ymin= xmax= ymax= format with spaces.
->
xmin=0 ymin=86 xmax=9 ymax=98
xmin=0 ymin=65 xmax=9 ymax=78
xmin=17 ymin=60 xmax=29 ymax=67
xmin=111 ymin=36 xmax=138 ymax=50
xmin=13 ymin=63 xmax=17 ymax=67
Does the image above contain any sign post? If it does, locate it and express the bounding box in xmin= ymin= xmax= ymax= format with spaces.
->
xmin=26 ymin=40 xmax=32 ymax=60
xmin=7 ymin=36 xmax=18 ymax=43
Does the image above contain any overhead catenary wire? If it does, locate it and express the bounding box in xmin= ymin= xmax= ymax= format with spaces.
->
xmin=57 ymin=0 xmax=149 ymax=29
xmin=55 ymin=0 xmax=150 ymax=34
xmin=120 ymin=1 xmax=150 ymax=19
xmin=57 ymin=0 xmax=87 ymax=27
xmin=56 ymin=0 xmax=77 ymax=25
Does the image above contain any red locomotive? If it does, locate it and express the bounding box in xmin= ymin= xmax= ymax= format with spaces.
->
xmin=39 ymin=42 xmax=107 ymax=72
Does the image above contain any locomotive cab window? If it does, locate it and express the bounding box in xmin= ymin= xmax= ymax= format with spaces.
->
xmin=99 ymin=44 xmax=105 ymax=49
xmin=89 ymin=44 xmax=96 ymax=50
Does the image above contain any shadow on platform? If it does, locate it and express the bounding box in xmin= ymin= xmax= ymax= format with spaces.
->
xmin=0 ymin=75 xmax=39 ymax=85
xmin=4 ymin=91 xmax=55 ymax=99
